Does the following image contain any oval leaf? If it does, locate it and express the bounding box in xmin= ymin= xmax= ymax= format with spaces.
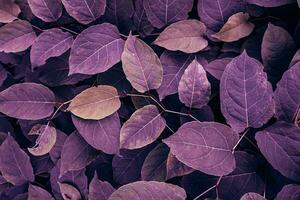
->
xmin=0 ymin=135 xmax=34 ymax=185
xmin=72 ymin=112 xmax=120 ymax=154
xmin=275 ymin=184 xmax=300 ymax=200
xmin=58 ymin=182 xmax=82 ymax=200
xmin=220 ymin=51 xmax=274 ymax=133
xmin=212 ymin=12 xmax=255 ymax=42
xmin=108 ymin=181 xmax=186 ymax=200
xmin=0 ymin=83 xmax=55 ymax=120
xmin=143 ymin=0 xmax=193 ymax=28
xmin=68 ymin=85 xmax=121 ymax=120
xmin=61 ymin=0 xmax=106 ymax=24
xmin=240 ymin=192 xmax=266 ymax=200
xmin=121 ymin=34 xmax=163 ymax=93
xmin=0 ymin=20 xmax=36 ymax=53
xmin=28 ymin=184 xmax=55 ymax=200
xmin=89 ymin=172 xmax=115 ymax=200
xmin=0 ymin=0 xmax=21 ymax=23
xmin=69 ymin=23 xmax=125 ymax=75
xmin=30 ymin=28 xmax=73 ymax=68
xmin=178 ymin=59 xmax=211 ymax=109
xmin=120 ymin=105 xmax=166 ymax=149
xmin=154 ymin=20 xmax=208 ymax=53
xmin=163 ymin=121 xmax=239 ymax=176
xmin=28 ymin=0 xmax=62 ymax=22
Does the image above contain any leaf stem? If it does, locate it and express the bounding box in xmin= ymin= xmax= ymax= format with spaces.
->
xmin=232 ymin=128 xmax=249 ymax=152
xmin=193 ymin=176 xmax=223 ymax=200
xmin=60 ymin=26 xmax=79 ymax=35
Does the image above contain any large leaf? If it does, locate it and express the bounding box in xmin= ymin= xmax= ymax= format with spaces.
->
xmin=0 ymin=135 xmax=34 ymax=185
xmin=0 ymin=0 xmax=21 ymax=23
xmin=28 ymin=0 xmax=62 ymax=22
xmin=121 ymin=34 xmax=163 ymax=93
xmin=108 ymin=181 xmax=186 ymax=200
xmin=220 ymin=51 xmax=274 ymax=133
xmin=0 ymin=83 xmax=55 ymax=120
xmin=274 ymin=184 xmax=300 ymax=200
xmin=178 ymin=59 xmax=211 ymax=109
xmin=61 ymin=0 xmax=106 ymax=24
xmin=69 ymin=23 xmax=125 ymax=75
xmin=67 ymin=85 xmax=121 ymax=120
xmin=154 ymin=20 xmax=208 ymax=53
xmin=120 ymin=105 xmax=166 ymax=149
xmin=245 ymin=0 xmax=294 ymax=7
xmin=256 ymin=121 xmax=300 ymax=181
xmin=30 ymin=28 xmax=73 ymax=68
xmin=143 ymin=0 xmax=193 ymax=28
xmin=133 ymin=0 xmax=154 ymax=37
xmin=163 ymin=121 xmax=239 ymax=176
xmin=0 ymin=20 xmax=36 ymax=53
xmin=72 ymin=112 xmax=120 ymax=154
xmin=274 ymin=63 xmax=300 ymax=123
xmin=157 ymin=51 xmax=194 ymax=100
xmin=88 ymin=172 xmax=115 ymax=200
xmin=28 ymin=184 xmax=54 ymax=200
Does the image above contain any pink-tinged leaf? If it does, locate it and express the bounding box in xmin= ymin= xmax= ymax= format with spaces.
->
xmin=120 ymin=105 xmax=166 ymax=149
xmin=0 ymin=20 xmax=36 ymax=53
xmin=141 ymin=143 xmax=169 ymax=181
xmin=89 ymin=172 xmax=115 ymax=200
xmin=245 ymin=0 xmax=294 ymax=7
xmin=27 ymin=124 xmax=57 ymax=156
xmin=157 ymin=51 xmax=194 ymax=100
xmin=163 ymin=121 xmax=239 ymax=176
xmin=275 ymin=184 xmax=300 ymax=200
xmin=72 ymin=112 xmax=120 ymax=154
xmin=205 ymin=57 xmax=233 ymax=80
xmin=220 ymin=51 xmax=274 ymax=133
xmin=256 ymin=121 xmax=300 ymax=181
xmin=240 ymin=192 xmax=266 ymax=200
xmin=0 ymin=83 xmax=55 ymax=120
xmin=121 ymin=34 xmax=163 ymax=93
xmin=143 ymin=0 xmax=193 ymax=28
xmin=0 ymin=0 xmax=21 ymax=23
xmin=30 ymin=28 xmax=73 ymax=68
xmin=108 ymin=181 xmax=186 ymax=200
xmin=60 ymin=131 xmax=98 ymax=175
xmin=274 ymin=63 xmax=300 ymax=123
xmin=28 ymin=0 xmax=62 ymax=22
xmin=58 ymin=182 xmax=82 ymax=200
xmin=166 ymin=152 xmax=194 ymax=180
xmin=61 ymin=0 xmax=106 ymax=24
xmin=133 ymin=0 xmax=154 ymax=37
xmin=49 ymin=130 xmax=67 ymax=163
xmin=28 ymin=184 xmax=54 ymax=200
xmin=0 ymin=135 xmax=34 ymax=185
xmin=178 ymin=59 xmax=211 ymax=109
xmin=290 ymin=49 xmax=300 ymax=67
xmin=212 ymin=12 xmax=255 ymax=42
xmin=69 ymin=23 xmax=124 ymax=75
xmin=154 ymin=20 xmax=207 ymax=53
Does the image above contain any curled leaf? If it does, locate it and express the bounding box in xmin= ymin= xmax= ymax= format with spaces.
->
xmin=58 ymin=182 xmax=81 ymax=200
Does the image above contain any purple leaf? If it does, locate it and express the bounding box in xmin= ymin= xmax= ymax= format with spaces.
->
xmin=143 ymin=0 xmax=193 ymax=28
xmin=157 ymin=51 xmax=194 ymax=100
xmin=205 ymin=57 xmax=233 ymax=80
xmin=154 ymin=20 xmax=208 ymax=53
xmin=72 ymin=112 xmax=120 ymax=154
xmin=31 ymin=154 xmax=54 ymax=175
xmin=166 ymin=152 xmax=194 ymax=180
xmin=178 ymin=59 xmax=211 ymax=109
xmin=30 ymin=28 xmax=73 ymax=68
xmin=0 ymin=135 xmax=34 ymax=185
xmin=163 ymin=121 xmax=239 ymax=176
xmin=0 ymin=0 xmax=21 ymax=23
xmin=28 ymin=184 xmax=54 ymax=200
xmin=274 ymin=62 xmax=300 ymax=123
xmin=0 ymin=64 xmax=8 ymax=86
xmin=0 ymin=20 xmax=36 ymax=53
xmin=133 ymin=0 xmax=154 ymax=37
xmin=220 ymin=51 xmax=274 ymax=133
xmin=60 ymin=131 xmax=98 ymax=175
xmin=49 ymin=130 xmax=67 ymax=163
xmin=245 ymin=0 xmax=294 ymax=7
xmin=28 ymin=0 xmax=62 ymax=22
xmin=61 ymin=0 xmax=106 ymax=24
xmin=120 ymin=105 xmax=166 ymax=149
xmin=256 ymin=121 xmax=300 ymax=181
xmin=274 ymin=184 xmax=300 ymax=200
xmin=88 ymin=172 xmax=115 ymax=200
xmin=240 ymin=193 xmax=266 ymax=200
xmin=108 ymin=181 xmax=186 ymax=200
xmin=121 ymin=34 xmax=163 ymax=93
xmin=69 ymin=23 xmax=124 ymax=75
xmin=0 ymin=83 xmax=55 ymax=120
xmin=58 ymin=182 xmax=82 ymax=200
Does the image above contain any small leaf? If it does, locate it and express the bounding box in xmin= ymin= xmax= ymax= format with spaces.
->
xmin=0 ymin=20 xmax=36 ymax=53
xmin=0 ymin=83 xmax=55 ymax=120
xmin=163 ymin=121 xmax=239 ymax=176
xmin=240 ymin=192 xmax=266 ymax=200
xmin=58 ymin=182 xmax=82 ymax=200
xmin=121 ymin=34 xmax=163 ymax=93
xmin=49 ymin=130 xmax=67 ymax=163
xmin=0 ymin=0 xmax=21 ymax=23
xmin=68 ymin=85 xmax=121 ymax=120
xmin=120 ymin=105 xmax=166 ymax=149
xmin=212 ymin=12 xmax=254 ymax=42
xmin=27 ymin=124 xmax=57 ymax=156
xmin=166 ymin=152 xmax=194 ymax=180
xmin=89 ymin=172 xmax=115 ymax=200
xmin=28 ymin=0 xmax=62 ymax=22
xmin=28 ymin=184 xmax=55 ymax=200
xmin=274 ymin=184 xmax=300 ymax=200
xmin=205 ymin=57 xmax=233 ymax=80
xmin=178 ymin=59 xmax=211 ymax=109
xmin=108 ymin=181 xmax=186 ymax=200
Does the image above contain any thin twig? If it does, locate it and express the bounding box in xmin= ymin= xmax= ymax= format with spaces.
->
xmin=60 ymin=26 xmax=79 ymax=35
xmin=193 ymin=176 xmax=223 ymax=200
xmin=232 ymin=128 xmax=249 ymax=152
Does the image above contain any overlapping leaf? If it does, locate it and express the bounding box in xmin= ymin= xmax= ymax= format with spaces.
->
xmin=274 ymin=184 xmax=300 ymax=200
xmin=133 ymin=0 xmax=154 ymax=37
xmin=240 ymin=193 xmax=265 ymax=200
xmin=0 ymin=0 xmax=21 ymax=23
xmin=28 ymin=184 xmax=55 ymax=200
xmin=89 ymin=172 xmax=115 ymax=200
xmin=28 ymin=0 xmax=62 ymax=22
